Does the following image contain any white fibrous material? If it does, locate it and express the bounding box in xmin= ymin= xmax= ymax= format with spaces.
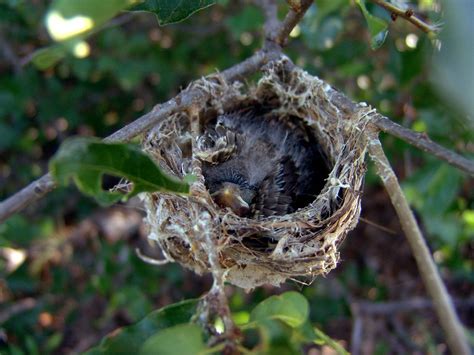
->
xmin=142 ymin=58 xmax=374 ymax=290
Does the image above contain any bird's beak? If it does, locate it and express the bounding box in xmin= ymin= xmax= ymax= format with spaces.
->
xmin=232 ymin=194 xmax=250 ymax=217
xmin=213 ymin=187 xmax=250 ymax=217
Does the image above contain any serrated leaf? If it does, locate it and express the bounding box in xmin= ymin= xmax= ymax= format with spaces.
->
xmin=139 ymin=323 xmax=205 ymax=355
xmin=49 ymin=137 xmax=189 ymax=205
xmin=250 ymin=291 xmax=309 ymax=328
xmin=130 ymin=0 xmax=215 ymax=26
xmin=355 ymin=0 xmax=388 ymax=49
xmin=85 ymin=299 xmax=199 ymax=354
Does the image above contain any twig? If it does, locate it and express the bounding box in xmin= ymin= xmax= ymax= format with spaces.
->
xmin=359 ymin=216 xmax=397 ymax=235
xmin=273 ymin=0 xmax=314 ymax=46
xmin=373 ymin=114 xmax=474 ymax=176
xmin=0 ymin=0 xmax=313 ymax=223
xmin=199 ymin=212 xmax=240 ymax=351
xmin=0 ymin=50 xmax=270 ymax=224
xmin=0 ymin=298 xmax=36 ymax=324
xmin=254 ymin=0 xmax=279 ymax=41
xmin=101 ymin=13 xmax=136 ymax=30
xmin=1 ymin=3 xmax=471 ymax=227
xmin=2 ymin=59 xmax=473 ymax=221
xmin=349 ymin=310 xmax=364 ymax=355
xmin=369 ymin=0 xmax=439 ymax=34
xmin=367 ymin=133 xmax=470 ymax=355
xmin=327 ymin=89 xmax=474 ymax=177
xmin=0 ymin=174 xmax=56 ymax=224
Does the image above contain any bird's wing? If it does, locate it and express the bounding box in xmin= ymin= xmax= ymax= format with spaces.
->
xmin=253 ymin=156 xmax=298 ymax=216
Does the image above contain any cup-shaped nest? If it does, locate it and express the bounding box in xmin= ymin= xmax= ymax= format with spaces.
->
xmin=142 ymin=59 xmax=371 ymax=289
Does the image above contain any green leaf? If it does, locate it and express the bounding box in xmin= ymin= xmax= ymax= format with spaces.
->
xmin=33 ymin=0 xmax=135 ymax=68
xmin=355 ymin=0 xmax=388 ymax=49
xmin=46 ymin=0 xmax=133 ymax=41
xmin=139 ymin=323 xmax=205 ymax=355
xmin=49 ymin=137 xmax=189 ymax=205
xmin=130 ymin=0 xmax=216 ymax=26
xmin=85 ymin=299 xmax=199 ymax=354
xmin=313 ymin=327 xmax=349 ymax=355
xmin=250 ymin=291 xmax=309 ymax=328
xmin=30 ymin=44 xmax=67 ymax=70
xmin=403 ymin=162 xmax=462 ymax=216
xmin=255 ymin=319 xmax=301 ymax=355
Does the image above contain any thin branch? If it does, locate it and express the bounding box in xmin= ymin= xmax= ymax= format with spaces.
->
xmin=0 ymin=174 xmax=56 ymax=224
xmin=101 ymin=13 xmax=136 ymax=30
xmin=254 ymin=0 xmax=279 ymax=40
xmin=359 ymin=216 xmax=397 ymax=235
xmin=0 ymin=298 xmax=36 ymax=324
xmin=0 ymin=0 xmax=312 ymax=223
xmin=370 ymin=0 xmax=439 ymax=34
xmin=373 ymin=114 xmax=474 ymax=176
xmin=368 ymin=134 xmax=470 ymax=355
xmin=0 ymin=50 xmax=270 ymax=224
xmin=1 ymin=3 xmax=471 ymax=227
xmin=2 ymin=57 xmax=472 ymax=222
xmin=327 ymin=89 xmax=474 ymax=177
xmin=273 ymin=0 xmax=314 ymax=46
xmin=349 ymin=312 xmax=364 ymax=355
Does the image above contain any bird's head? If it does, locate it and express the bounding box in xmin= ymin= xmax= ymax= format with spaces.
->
xmin=211 ymin=182 xmax=254 ymax=217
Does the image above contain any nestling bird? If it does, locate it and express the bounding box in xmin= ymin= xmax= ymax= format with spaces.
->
xmin=197 ymin=107 xmax=329 ymax=218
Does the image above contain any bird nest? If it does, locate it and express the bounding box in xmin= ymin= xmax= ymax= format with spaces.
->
xmin=142 ymin=58 xmax=372 ymax=289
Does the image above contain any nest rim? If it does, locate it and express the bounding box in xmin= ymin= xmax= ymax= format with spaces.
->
xmin=142 ymin=59 xmax=372 ymax=289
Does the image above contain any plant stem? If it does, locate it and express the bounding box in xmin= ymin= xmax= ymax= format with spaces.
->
xmin=370 ymin=0 xmax=439 ymax=34
xmin=368 ymin=134 xmax=470 ymax=355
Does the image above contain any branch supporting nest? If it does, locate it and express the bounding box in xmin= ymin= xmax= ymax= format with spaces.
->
xmin=367 ymin=134 xmax=470 ymax=355
xmin=0 ymin=3 xmax=470 ymax=354
xmin=0 ymin=1 xmax=471 ymax=223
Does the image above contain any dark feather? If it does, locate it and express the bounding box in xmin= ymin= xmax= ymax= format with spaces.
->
xmin=199 ymin=108 xmax=329 ymax=217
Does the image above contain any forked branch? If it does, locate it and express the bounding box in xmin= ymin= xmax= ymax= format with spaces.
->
xmin=274 ymin=0 xmax=314 ymax=45
xmin=0 ymin=4 xmax=471 ymax=354
xmin=0 ymin=1 xmax=312 ymax=223
xmin=0 ymin=51 xmax=271 ymax=223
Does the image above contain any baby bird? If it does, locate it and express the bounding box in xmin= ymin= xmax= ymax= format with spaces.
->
xmin=197 ymin=108 xmax=329 ymax=217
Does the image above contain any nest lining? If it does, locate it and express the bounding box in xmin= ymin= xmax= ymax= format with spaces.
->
xmin=142 ymin=58 xmax=373 ymax=289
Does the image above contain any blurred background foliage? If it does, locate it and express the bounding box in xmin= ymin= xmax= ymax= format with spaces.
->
xmin=0 ymin=0 xmax=472 ymax=353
